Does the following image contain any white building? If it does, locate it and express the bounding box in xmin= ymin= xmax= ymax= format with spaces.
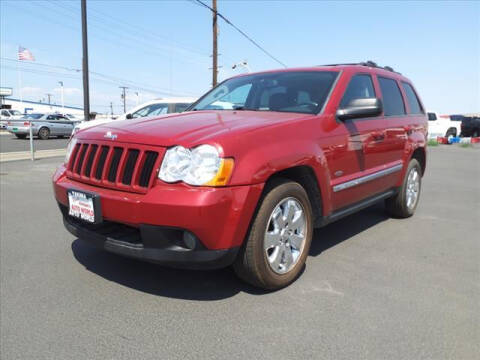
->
xmin=3 ymin=98 xmax=84 ymax=115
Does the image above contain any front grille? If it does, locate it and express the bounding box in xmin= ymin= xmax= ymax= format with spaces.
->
xmin=66 ymin=141 xmax=163 ymax=193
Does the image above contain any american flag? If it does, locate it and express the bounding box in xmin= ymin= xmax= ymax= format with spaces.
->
xmin=18 ymin=46 xmax=35 ymax=61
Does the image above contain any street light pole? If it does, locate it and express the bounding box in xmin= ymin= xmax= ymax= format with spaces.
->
xmin=58 ymin=81 xmax=64 ymax=112
xmin=81 ymin=0 xmax=90 ymax=121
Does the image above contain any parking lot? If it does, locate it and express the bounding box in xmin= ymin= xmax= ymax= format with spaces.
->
xmin=0 ymin=131 xmax=69 ymax=153
xmin=0 ymin=145 xmax=478 ymax=360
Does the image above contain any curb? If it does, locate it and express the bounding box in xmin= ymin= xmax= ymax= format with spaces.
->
xmin=0 ymin=148 xmax=66 ymax=162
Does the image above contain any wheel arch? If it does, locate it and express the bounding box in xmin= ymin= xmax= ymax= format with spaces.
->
xmin=261 ymin=165 xmax=324 ymax=227
xmin=411 ymin=146 xmax=426 ymax=176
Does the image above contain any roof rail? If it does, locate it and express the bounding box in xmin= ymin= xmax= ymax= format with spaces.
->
xmin=320 ymin=61 xmax=401 ymax=74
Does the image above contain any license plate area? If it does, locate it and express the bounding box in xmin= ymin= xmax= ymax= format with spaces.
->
xmin=67 ymin=189 xmax=102 ymax=224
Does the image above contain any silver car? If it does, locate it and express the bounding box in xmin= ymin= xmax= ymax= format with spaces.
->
xmin=6 ymin=113 xmax=81 ymax=139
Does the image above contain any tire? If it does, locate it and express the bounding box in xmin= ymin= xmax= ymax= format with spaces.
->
xmin=445 ymin=128 xmax=456 ymax=138
xmin=233 ymin=179 xmax=313 ymax=290
xmin=15 ymin=134 xmax=27 ymax=139
xmin=385 ymin=159 xmax=422 ymax=218
xmin=38 ymin=127 xmax=50 ymax=140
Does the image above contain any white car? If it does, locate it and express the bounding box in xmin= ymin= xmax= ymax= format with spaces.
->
xmin=1 ymin=109 xmax=24 ymax=129
xmin=73 ymin=97 xmax=196 ymax=134
xmin=427 ymin=112 xmax=462 ymax=139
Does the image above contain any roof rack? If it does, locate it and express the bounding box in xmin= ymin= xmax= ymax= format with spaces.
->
xmin=320 ymin=61 xmax=401 ymax=74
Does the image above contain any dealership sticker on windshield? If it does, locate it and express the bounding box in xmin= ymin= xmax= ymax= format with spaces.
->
xmin=68 ymin=190 xmax=101 ymax=223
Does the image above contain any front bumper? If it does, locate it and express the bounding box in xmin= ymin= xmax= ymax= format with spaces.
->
xmin=61 ymin=204 xmax=239 ymax=269
xmin=54 ymin=165 xmax=263 ymax=263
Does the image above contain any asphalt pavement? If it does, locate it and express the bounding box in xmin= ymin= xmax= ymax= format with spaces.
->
xmin=1 ymin=146 xmax=479 ymax=360
xmin=0 ymin=131 xmax=69 ymax=153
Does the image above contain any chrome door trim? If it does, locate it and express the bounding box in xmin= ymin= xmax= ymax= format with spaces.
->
xmin=333 ymin=164 xmax=403 ymax=192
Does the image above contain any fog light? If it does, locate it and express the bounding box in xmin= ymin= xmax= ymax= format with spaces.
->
xmin=183 ymin=231 xmax=198 ymax=250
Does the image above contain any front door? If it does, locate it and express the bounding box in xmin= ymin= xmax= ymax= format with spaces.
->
xmin=330 ymin=73 xmax=387 ymax=210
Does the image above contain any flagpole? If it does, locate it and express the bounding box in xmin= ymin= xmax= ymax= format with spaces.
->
xmin=17 ymin=46 xmax=23 ymax=111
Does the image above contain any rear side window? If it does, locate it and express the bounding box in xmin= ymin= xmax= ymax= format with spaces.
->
xmin=428 ymin=113 xmax=437 ymax=121
xmin=402 ymin=82 xmax=423 ymax=114
xmin=340 ymin=74 xmax=376 ymax=107
xmin=378 ymin=77 xmax=406 ymax=116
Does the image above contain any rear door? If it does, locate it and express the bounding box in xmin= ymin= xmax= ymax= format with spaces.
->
xmin=376 ymin=76 xmax=409 ymax=188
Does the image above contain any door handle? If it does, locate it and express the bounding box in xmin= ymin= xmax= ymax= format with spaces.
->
xmin=371 ymin=131 xmax=385 ymax=141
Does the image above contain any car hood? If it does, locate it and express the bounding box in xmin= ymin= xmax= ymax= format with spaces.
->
xmin=75 ymin=110 xmax=313 ymax=147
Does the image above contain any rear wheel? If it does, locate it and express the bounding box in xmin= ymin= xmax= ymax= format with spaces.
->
xmin=38 ymin=127 xmax=50 ymax=140
xmin=385 ymin=159 xmax=422 ymax=218
xmin=233 ymin=179 xmax=313 ymax=290
xmin=15 ymin=134 xmax=27 ymax=139
xmin=445 ymin=128 xmax=456 ymax=138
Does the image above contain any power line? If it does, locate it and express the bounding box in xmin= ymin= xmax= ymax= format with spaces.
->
xmin=1 ymin=58 xmax=198 ymax=97
xmin=191 ymin=0 xmax=287 ymax=68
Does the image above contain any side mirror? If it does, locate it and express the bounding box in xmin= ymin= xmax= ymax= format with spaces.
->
xmin=126 ymin=113 xmax=133 ymax=119
xmin=336 ymin=98 xmax=383 ymax=120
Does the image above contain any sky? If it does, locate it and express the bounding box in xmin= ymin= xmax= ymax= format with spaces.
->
xmin=0 ymin=0 xmax=479 ymax=114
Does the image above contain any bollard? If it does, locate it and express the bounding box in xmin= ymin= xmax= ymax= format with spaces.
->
xmin=29 ymin=121 xmax=35 ymax=161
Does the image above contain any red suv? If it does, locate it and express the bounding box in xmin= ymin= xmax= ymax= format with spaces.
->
xmin=53 ymin=62 xmax=427 ymax=289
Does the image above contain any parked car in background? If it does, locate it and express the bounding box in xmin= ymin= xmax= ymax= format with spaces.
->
xmin=460 ymin=116 xmax=480 ymax=137
xmin=1 ymin=108 xmax=24 ymax=129
xmin=64 ymin=113 xmax=84 ymax=121
xmin=54 ymin=62 xmax=427 ymax=289
xmin=6 ymin=113 xmax=81 ymax=139
xmin=72 ymin=97 xmax=196 ymax=135
xmin=427 ymin=112 xmax=461 ymax=139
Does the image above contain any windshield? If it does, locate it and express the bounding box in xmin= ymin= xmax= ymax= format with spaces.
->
xmin=190 ymin=71 xmax=339 ymax=115
xmin=11 ymin=110 xmax=22 ymax=116
xmin=23 ymin=114 xmax=43 ymax=119
xmin=131 ymin=103 xmax=169 ymax=118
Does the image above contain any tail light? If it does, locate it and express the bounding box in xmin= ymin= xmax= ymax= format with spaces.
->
xmin=23 ymin=121 xmax=30 ymax=126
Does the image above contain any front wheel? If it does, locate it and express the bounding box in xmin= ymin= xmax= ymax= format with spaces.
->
xmin=385 ymin=159 xmax=422 ymax=218
xmin=233 ymin=179 xmax=313 ymax=290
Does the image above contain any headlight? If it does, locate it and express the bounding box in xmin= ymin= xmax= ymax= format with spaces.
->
xmin=65 ymin=138 xmax=77 ymax=164
xmin=159 ymin=144 xmax=234 ymax=186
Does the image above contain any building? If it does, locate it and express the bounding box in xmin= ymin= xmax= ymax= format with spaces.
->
xmin=2 ymin=98 xmax=84 ymax=115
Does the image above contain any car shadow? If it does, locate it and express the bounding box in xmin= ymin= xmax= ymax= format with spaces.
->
xmin=71 ymin=203 xmax=389 ymax=300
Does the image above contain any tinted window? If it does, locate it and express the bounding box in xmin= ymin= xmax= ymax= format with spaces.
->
xmin=378 ymin=77 xmax=406 ymax=116
xmin=402 ymin=82 xmax=423 ymax=114
xmin=173 ymin=103 xmax=191 ymax=113
xmin=192 ymin=71 xmax=339 ymax=115
xmin=1 ymin=110 xmax=9 ymax=116
xmin=146 ymin=104 xmax=169 ymax=116
xmin=340 ymin=74 xmax=376 ymax=108
xmin=23 ymin=114 xmax=43 ymax=119
xmin=427 ymin=113 xmax=437 ymax=121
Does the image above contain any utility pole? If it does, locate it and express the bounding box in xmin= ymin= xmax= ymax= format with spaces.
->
xmin=58 ymin=81 xmax=64 ymax=112
xmin=119 ymin=86 xmax=128 ymax=113
xmin=110 ymin=102 xmax=113 ymax=117
xmin=135 ymin=91 xmax=139 ymax=106
xmin=46 ymin=93 xmax=52 ymax=105
xmin=81 ymin=0 xmax=90 ymax=121
xmin=212 ymin=0 xmax=218 ymax=87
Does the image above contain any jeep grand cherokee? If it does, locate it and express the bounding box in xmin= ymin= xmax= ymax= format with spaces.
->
xmin=53 ymin=62 xmax=427 ymax=289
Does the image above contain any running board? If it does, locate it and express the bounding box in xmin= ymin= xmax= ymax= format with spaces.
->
xmin=319 ymin=189 xmax=397 ymax=227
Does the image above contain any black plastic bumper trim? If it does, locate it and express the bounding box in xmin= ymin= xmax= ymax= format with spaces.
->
xmin=62 ymin=216 xmax=239 ymax=270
